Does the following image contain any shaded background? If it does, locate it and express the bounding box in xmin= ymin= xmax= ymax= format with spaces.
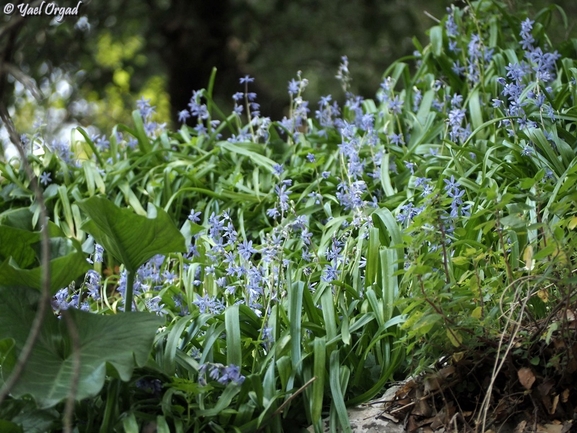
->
xmin=0 ymin=0 xmax=576 ymax=139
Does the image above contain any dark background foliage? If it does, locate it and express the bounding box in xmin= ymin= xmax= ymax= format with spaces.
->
xmin=0 ymin=0 xmax=576 ymax=132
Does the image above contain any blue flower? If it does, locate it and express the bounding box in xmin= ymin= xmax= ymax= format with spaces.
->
xmin=239 ymin=75 xmax=255 ymax=84
xmin=288 ymin=79 xmax=299 ymax=95
xmin=389 ymin=133 xmax=404 ymax=145
xmin=136 ymin=97 xmax=155 ymax=120
xmin=238 ymin=240 xmax=258 ymax=260
xmin=388 ymin=95 xmax=403 ymax=115
xmin=39 ymin=171 xmax=51 ymax=186
xmin=443 ymin=175 xmax=461 ymax=196
xmin=188 ymin=209 xmax=201 ymax=223
xmin=322 ymin=263 xmax=340 ymax=282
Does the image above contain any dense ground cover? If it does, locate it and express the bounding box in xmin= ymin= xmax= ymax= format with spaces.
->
xmin=1 ymin=1 xmax=577 ymax=432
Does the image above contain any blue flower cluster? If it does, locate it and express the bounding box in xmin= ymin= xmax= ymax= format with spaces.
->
xmin=198 ymin=362 xmax=245 ymax=386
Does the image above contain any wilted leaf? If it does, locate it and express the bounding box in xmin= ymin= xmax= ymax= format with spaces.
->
xmin=523 ymin=245 xmax=534 ymax=271
xmin=537 ymin=424 xmax=563 ymax=433
xmin=517 ymin=367 xmax=536 ymax=390
xmin=447 ymin=329 xmax=462 ymax=347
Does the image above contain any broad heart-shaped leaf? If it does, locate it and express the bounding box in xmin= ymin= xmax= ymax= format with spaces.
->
xmin=78 ymin=196 xmax=186 ymax=273
xmin=0 ymin=225 xmax=38 ymax=268
xmin=0 ymin=286 xmax=163 ymax=408
xmin=0 ymin=223 xmax=90 ymax=294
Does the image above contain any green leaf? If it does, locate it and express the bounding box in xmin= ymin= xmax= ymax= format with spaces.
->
xmin=0 ymin=286 xmax=163 ymax=408
xmin=288 ymin=281 xmax=304 ymax=370
xmin=218 ymin=141 xmax=277 ymax=172
xmin=131 ymin=110 xmax=153 ymax=154
xmin=311 ymin=337 xmax=326 ymax=424
xmin=0 ymin=227 xmax=90 ymax=294
xmin=78 ymin=196 xmax=186 ymax=273
xmin=329 ymin=351 xmax=351 ymax=432
xmin=0 ymin=225 xmax=38 ymax=268
xmin=468 ymin=88 xmax=483 ymax=131
xmin=379 ymin=153 xmax=395 ymax=197
xmin=225 ymin=305 xmax=242 ymax=368
xmin=122 ymin=413 xmax=139 ymax=433
xmin=533 ymin=243 xmax=557 ymax=261
xmin=430 ymin=25 xmax=443 ymax=57
xmin=0 ymin=420 xmax=22 ymax=433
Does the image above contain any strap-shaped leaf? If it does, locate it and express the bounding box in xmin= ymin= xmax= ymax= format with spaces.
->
xmin=78 ymin=196 xmax=186 ymax=273
xmin=0 ymin=286 xmax=163 ymax=408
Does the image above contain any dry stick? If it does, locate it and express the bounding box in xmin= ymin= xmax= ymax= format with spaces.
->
xmin=476 ymin=281 xmax=532 ymax=433
xmin=0 ymin=105 xmax=52 ymax=405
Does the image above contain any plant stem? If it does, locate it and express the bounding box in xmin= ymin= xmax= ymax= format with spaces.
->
xmin=99 ymin=380 xmax=119 ymax=433
xmin=124 ymin=270 xmax=135 ymax=312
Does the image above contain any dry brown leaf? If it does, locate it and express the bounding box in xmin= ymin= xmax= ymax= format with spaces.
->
xmin=518 ymin=367 xmax=536 ymax=390
xmin=513 ymin=420 xmax=527 ymax=433
xmin=424 ymin=376 xmax=442 ymax=393
xmin=538 ymin=380 xmax=554 ymax=396
xmin=561 ymin=389 xmax=570 ymax=403
xmin=439 ymin=365 xmax=455 ymax=378
xmin=537 ymin=423 xmax=564 ymax=433
xmin=566 ymin=358 xmax=577 ymax=374
xmin=413 ymin=398 xmax=433 ymax=417
xmin=395 ymin=380 xmax=417 ymax=399
xmin=380 ymin=412 xmax=400 ymax=423
xmin=381 ymin=385 xmax=403 ymax=402
xmin=550 ymin=394 xmax=559 ymax=415
xmin=407 ymin=415 xmax=419 ymax=433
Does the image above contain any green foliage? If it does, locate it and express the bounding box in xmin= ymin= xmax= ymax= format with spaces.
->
xmin=2 ymin=1 xmax=577 ymax=431
xmin=78 ymin=196 xmax=186 ymax=273
xmin=0 ymin=286 xmax=163 ymax=407
xmin=0 ymin=222 xmax=89 ymax=294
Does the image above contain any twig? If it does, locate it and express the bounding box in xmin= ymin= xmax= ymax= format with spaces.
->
xmin=476 ymin=280 xmax=532 ymax=433
xmin=424 ymin=11 xmax=441 ymax=23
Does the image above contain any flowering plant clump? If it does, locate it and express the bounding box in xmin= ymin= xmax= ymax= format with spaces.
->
xmin=1 ymin=1 xmax=577 ymax=432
